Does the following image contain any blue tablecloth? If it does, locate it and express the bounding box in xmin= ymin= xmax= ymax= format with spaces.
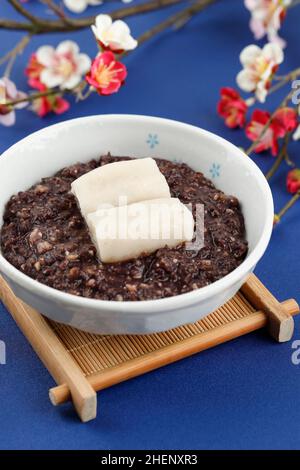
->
xmin=0 ymin=0 xmax=299 ymax=450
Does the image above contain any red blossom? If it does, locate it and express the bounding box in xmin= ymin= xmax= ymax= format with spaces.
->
xmin=30 ymin=80 xmax=70 ymax=118
xmin=272 ymin=107 xmax=298 ymax=137
xmin=246 ymin=110 xmax=278 ymax=155
xmin=217 ymin=87 xmax=248 ymax=128
xmin=85 ymin=51 xmax=127 ymax=96
xmin=287 ymin=169 xmax=300 ymax=194
xmin=245 ymin=107 xmax=298 ymax=157
xmin=25 ymin=54 xmax=44 ymax=89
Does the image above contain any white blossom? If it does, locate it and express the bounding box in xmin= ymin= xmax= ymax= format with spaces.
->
xmin=63 ymin=0 xmax=103 ymax=14
xmin=36 ymin=40 xmax=91 ymax=90
xmin=91 ymin=14 xmax=138 ymax=52
xmin=236 ymin=43 xmax=283 ymax=102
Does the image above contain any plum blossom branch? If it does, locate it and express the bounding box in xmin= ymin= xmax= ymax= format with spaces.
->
xmin=3 ymin=0 xmax=217 ymax=108
xmin=0 ymin=0 xmax=188 ymax=34
xmin=217 ymin=3 xmax=300 ymax=225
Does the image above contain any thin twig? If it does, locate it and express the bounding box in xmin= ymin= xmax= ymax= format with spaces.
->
xmin=133 ymin=0 xmax=215 ymax=47
xmin=0 ymin=33 xmax=31 ymax=67
xmin=40 ymin=0 xmax=72 ymax=25
xmin=274 ymin=191 xmax=300 ymax=224
xmin=265 ymin=133 xmax=291 ymax=181
xmin=270 ymin=67 xmax=300 ymax=94
xmin=7 ymin=0 xmax=40 ymax=24
xmin=4 ymin=88 xmax=69 ymax=107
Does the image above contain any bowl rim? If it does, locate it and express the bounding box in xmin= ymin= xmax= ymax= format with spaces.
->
xmin=0 ymin=114 xmax=274 ymax=315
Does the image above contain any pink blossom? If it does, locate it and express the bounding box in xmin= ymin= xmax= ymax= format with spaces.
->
xmin=245 ymin=0 xmax=292 ymax=47
xmin=0 ymin=77 xmax=27 ymax=127
xmin=36 ymin=40 xmax=91 ymax=90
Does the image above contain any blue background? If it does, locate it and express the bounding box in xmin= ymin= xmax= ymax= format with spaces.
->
xmin=0 ymin=0 xmax=299 ymax=450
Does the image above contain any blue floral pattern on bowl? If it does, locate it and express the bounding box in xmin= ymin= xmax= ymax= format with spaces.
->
xmin=147 ymin=133 xmax=159 ymax=149
xmin=209 ymin=163 xmax=221 ymax=178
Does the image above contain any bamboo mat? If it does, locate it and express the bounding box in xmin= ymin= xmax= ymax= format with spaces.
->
xmin=47 ymin=291 xmax=255 ymax=377
xmin=0 ymin=274 xmax=298 ymax=422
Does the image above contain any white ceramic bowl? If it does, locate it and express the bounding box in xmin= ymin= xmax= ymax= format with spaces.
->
xmin=0 ymin=115 xmax=273 ymax=334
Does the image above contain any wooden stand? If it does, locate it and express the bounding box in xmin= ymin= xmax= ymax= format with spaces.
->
xmin=0 ymin=274 xmax=298 ymax=422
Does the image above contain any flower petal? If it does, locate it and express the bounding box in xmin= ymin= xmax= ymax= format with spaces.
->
xmin=0 ymin=110 xmax=16 ymax=126
xmin=2 ymin=77 xmax=18 ymax=99
xmin=110 ymin=20 xmax=131 ymax=36
xmin=36 ymin=45 xmax=55 ymax=67
xmin=14 ymin=91 xmax=28 ymax=109
xmin=251 ymin=109 xmax=271 ymax=123
xmin=76 ymin=53 xmax=91 ymax=74
xmin=122 ymin=36 xmax=138 ymax=51
xmin=239 ymin=44 xmax=261 ymax=67
xmin=249 ymin=17 xmax=265 ymax=40
xmin=293 ymin=124 xmax=300 ymax=141
xmin=56 ymin=40 xmax=79 ymax=56
xmin=54 ymin=97 xmax=70 ymax=115
xmin=63 ymin=0 xmax=88 ymax=13
xmin=255 ymin=82 xmax=268 ymax=103
xmin=100 ymin=80 xmax=122 ymax=95
xmin=40 ymin=69 xmax=63 ymax=88
xmin=33 ymin=96 xmax=51 ymax=117
xmin=95 ymin=14 xmax=112 ymax=31
xmin=236 ymin=69 xmax=256 ymax=92
xmin=244 ymin=0 xmax=258 ymax=9
xmin=62 ymin=74 xmax=81 ymax=90
xmin=91 ymin=25 xmax=98 ymax=39
xmin=262 ymin=42 xmax=284 ymax=64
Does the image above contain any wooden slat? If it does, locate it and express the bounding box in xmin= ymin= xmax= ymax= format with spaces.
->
xmin=0 ymin=277 xmax=97 ymax=422
xmin=241 ymin=273 xmax=295 ymax=342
